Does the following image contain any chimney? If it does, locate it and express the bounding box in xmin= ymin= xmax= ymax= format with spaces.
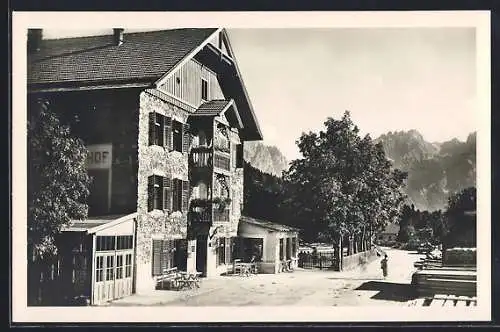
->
xmin=113 ymin=28 xmax=124 ymax=46
xmin=27 ymin=29 xmax=43 ymax=53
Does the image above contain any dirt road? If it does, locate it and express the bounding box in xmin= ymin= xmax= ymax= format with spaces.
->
xmin=110 ymin=248 xmax=425 ymax=307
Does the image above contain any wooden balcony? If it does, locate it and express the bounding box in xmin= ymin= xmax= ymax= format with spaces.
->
xmin=190 ymin=146 xmax=212 ymax=168
xmin=188 ymin=205 xmax=230 ymax=225
xmin=188 ymin=209 xmax=212 ymax=224
xmin=213 ymin=208 xmax=230 ymax=223
xmin=189 ymin=147 xmax=231 ymax=173
xmin=213 ymin=151 xmax=230 ymax=172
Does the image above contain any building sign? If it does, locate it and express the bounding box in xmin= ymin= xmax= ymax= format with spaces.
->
xmin=87 ymin=144 xmax=113 ymax=170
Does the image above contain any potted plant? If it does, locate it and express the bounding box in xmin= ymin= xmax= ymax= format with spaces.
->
xmin=212 ymin=197 xmax=232 ymax=212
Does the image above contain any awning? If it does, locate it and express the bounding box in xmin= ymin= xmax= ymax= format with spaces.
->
xmin=63 ymin=212 xmax=137 ymax=234
xmin=239 ymin=215 xmax=301 ymax=233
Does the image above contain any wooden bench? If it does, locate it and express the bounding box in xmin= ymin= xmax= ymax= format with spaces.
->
xmin=157 ymin=267 xmax=179 ymax=290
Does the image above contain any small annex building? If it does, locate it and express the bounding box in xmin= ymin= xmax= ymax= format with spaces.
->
xmin=236 ymin=216 xmax=300 ymax=274
xmin=57 ymin=213 xmax=137 ymax=305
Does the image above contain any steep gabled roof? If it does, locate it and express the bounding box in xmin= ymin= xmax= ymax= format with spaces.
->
xmin=28 ymin=28 xmax=263 ymax=141
xmin=28 ymin=29 xmax=218 ymax=87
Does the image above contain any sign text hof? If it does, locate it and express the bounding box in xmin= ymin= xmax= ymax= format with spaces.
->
xmin=87 ymin=144 xmax=113 ymax=170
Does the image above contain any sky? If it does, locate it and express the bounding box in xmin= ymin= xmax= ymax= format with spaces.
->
xmin=42 ymin=28 xmax=477 ymax=160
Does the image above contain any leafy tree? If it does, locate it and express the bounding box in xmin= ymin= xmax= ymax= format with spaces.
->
xmin=283 ymin=111 xmax=407 ymax=260
xmin=28 ymin=98 xmax=91 ymax=260
xmin=444 ymin=186 xmax=476 ymax=247
xmin=243 ymin=161 xmax=285 ymax=224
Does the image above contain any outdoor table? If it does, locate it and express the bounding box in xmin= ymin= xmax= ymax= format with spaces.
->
xmin=235 ymin=263 xmax=254 ymax=276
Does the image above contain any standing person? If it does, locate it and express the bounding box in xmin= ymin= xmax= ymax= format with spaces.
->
xmin=381 ymin=254 xmax=388 ymax=279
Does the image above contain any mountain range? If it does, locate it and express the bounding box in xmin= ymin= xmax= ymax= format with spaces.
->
xmin=243 ymin=141 xmax=289 ymax=177
xmin=244 ymin=130 xmax=476 ymax=212
xmin=375 ymin=130 xmax=476 ymax=211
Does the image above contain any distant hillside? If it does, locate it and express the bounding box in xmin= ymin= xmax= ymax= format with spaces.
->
xmin=375 ymin=130 xmax=476 ymax=211
xmin=243 ymin=141 xmax=289 ymax=177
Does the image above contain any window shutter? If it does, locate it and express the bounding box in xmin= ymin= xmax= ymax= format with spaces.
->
xmin=236 ymin=144 xmax=244 ymax=168
xmin=172 ymin=179 xmax=180 ymax=212
xmin=148 ymin=112 xmax=156 ymax=146
xmin=182 ymin=180 xmax=190 ymax=212
xmin=152 ymin=240 xmax=162 ymax=276
xmin=164 ymin=117 xmax=172 ymax=151
xmin=160 ymin=240 xmax=169 ymax=271
xmin=182 ymin=123 xmax=191 ymax=154
xmin=163 ymin=176 xmax=172 ymax=212
xmin=158 ymin=114 xmax=165 ymax=147
xmin=147 ymin=175 xmax=154 ymax=212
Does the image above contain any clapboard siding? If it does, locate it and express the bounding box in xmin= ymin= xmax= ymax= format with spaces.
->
xmin=160 ymin=59 xmax=225 ymax=108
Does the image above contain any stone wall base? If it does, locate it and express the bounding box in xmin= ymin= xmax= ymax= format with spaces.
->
xmin=341 ymin=249 xmax=378 ymax=271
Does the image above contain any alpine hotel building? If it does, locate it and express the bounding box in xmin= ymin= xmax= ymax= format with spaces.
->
xmin=27 ymin=28 xmax=268 ymax=304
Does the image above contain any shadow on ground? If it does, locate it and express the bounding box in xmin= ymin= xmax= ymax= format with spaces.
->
xmin=355 ymin=281 xmax=418 ymax=302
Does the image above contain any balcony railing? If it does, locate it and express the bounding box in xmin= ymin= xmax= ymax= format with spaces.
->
xmin=213 ymin=151 xmax=230 ymax=171
xmin=190 ymin=147 xmax=212 ymax=168
xmin=189 ymin=206 xmax=230 ymax=225
xmin=213 ymin=208 xmax=230 ymax=223
xmin=188 ymin=209 xmax=212 ymax=224
xmin=189 ymin=147 xmax=231 ymax=172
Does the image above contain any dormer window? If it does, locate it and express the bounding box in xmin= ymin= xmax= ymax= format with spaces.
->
xmin=201 ymin=78 xmax=208 ymax=101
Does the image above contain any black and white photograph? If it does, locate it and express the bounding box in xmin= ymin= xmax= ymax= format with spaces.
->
xmin=12 ymin=11 xmax=490 ymax=323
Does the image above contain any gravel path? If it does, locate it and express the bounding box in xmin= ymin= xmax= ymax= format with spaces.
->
xmin=109 ymin=248 xmax=424 ymax=307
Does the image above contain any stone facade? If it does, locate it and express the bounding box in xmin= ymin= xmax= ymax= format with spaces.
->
xmin=135 ymin=91 xmax=192 ymax=292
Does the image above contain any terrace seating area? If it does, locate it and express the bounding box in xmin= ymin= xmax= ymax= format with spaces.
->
xmin=231 ymin=259 xmax=259 ymax=276
xmin=156 ymin=267 xmax=203 ymax=291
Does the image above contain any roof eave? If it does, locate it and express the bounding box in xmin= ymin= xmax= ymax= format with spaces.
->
xmin=28 ymin=77 xmax=155 ymax=93
xmin=221 ymin=29 xmax=264 ymax=141
xmin=153 ymin=28 xmax=223 ymax=88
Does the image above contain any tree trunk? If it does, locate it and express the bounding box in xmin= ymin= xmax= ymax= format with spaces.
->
xmin=338 ymin=234 xmax=343 ymax=271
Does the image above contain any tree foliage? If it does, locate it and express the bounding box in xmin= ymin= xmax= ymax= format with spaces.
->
xmin=282 ymin=111 xmax=407 ymax=244
xmin=444 ymin=186 xmax=476 ymax=247
xmin=28 ymin=98 xmax=91 ymax=260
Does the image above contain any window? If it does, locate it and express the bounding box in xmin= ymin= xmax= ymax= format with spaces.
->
xmin=201 ymin=78 xmax=208 ymax=101
xmin=152 ymin=240 xmax=176 ymax=276
xmin=116 ymin=255 xmax=123 ymax=279
xmin=97 ymin=236 xmax=133 ymax=251
xmin=125 ymin=254 xmax=132 ymax=278
xmin=96 ymin=236 xmax=115 ymax=251
xmin=149 ymin=112 xmax=175 ymax=150
xmin=96 ymin=256 xmax=104 ymax=282
xmin=217 ymin=238 xmax=226 ymax=266
xmin=147 ymin=175 xmax=163 ymax=212
xmin=116 ymin=236 xmax=133 ymax=250
xmin=172 ymin=179 xmax=189 ymax=213
xmin=106 ymin=256 xmax=115 ymax=281
xmin=148 ymin=112 xmax=164 ymax=146
xmin=172 ymin=120 xmax=183 ymax=152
